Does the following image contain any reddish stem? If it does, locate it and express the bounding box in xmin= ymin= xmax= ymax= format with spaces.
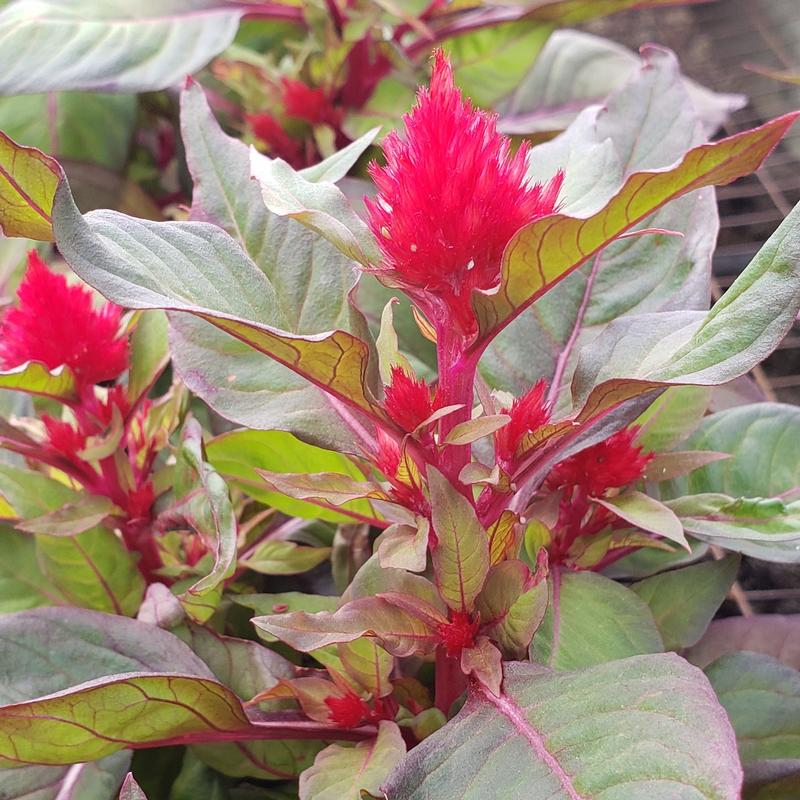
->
xmin=435 ymin=647 xmax=466 ymax=715
xmin=232 ymin=2 xmax=306 ymax=25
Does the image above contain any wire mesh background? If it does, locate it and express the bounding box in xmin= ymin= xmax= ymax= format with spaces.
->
xmin=587 ymin=0 xmax=800 ymax=406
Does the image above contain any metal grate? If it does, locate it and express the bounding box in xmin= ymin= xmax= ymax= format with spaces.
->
xmin=585 ymin=0 xmax=800 ymax=405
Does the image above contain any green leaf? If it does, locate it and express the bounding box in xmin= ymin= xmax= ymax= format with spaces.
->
xmin=665 ymin=494 xmax=800 ymax=562
xmin=240 ymin=540 xmax=331 ymax=575
xmin=685 ymin=615 xmax=800 ymax=671
xmin=0 ymin=360 xmax=77 ymax=402
xmin=337 ymin=638 xmax=394 ymax=698
xmin=176 ymin=84 xmax=373 ymax=449
xmin=631 ymin=555 xmax=740 ymax=650
xmin=449 ymin=18 xmax=553 ymax=109
xmin=0 ymin=752 xmax=132 ymax=800
xmin=676 ymin=403 xmax=800 ymax=498
xmin=706 ymin=652 xmax=800 ymax=764
xmin=298 ymin=128 xmax=379 ymax=184
xmin=428 ymin=467 xmax=490 ymax=612
xmin=206 ymin=429 xmax=374 ymax=523
xmin=0 ymin=525 xmax=65 ymax=612
xmin=0 ymin=92 xmax=136 ymax=172
xmin=475 ymin=559 xmax=548 ymax=659
xmin=254 ymin=469 xmax=386 ymax=512
xmin=0 ymin=464 xmax=144 ymax=614
xmin=299 ymin=721 xmax=406 ymax=800
xmin=595 ymin=490 xmax=689 ymax=549
xmin=250 ymin=147 xmax=380 ymax=267
xmin=17 ymin=495 xmax=120 ymax=536
xmin=0 ymin=131 xmax=62 ymax=240
xmin=181 ymin=624 xmax=294 ymax=702
xmin=474 ymin=112 xmax=798 ymax=342
xmin=35 ymin=528 xmax=145 ymax=616
xmin=643 ymin=450 xmax=731 ymax=483
xmin=0 ymin=1 xmax=243 ymax=94
xmin=376 ymin=520 xmax=429 ymax=573
xmin=383 ymin=655 xmax=742 ymax=799
xmin=237 ymin=592 xmax=339 ymax=643
xmin=128 ymin=310 xmax=170 ymax=405
xmin=636 ymin=386 xmax=713 ymax=452
xmin=531 ymin=569 xmax=663 ymax=669
xmin=170 ymin=419 xmax=237 ymax=598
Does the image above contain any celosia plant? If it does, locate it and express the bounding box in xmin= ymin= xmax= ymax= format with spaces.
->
xmin=2 ymin=36 xmax=800 ymax=800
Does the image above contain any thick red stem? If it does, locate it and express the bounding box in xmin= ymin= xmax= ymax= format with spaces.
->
xmin=435 ymin=647 xmax=467 ymax=715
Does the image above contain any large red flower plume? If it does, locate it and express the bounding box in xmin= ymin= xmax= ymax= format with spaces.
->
xmin=365 ymin=50 xmax=563 ymax=334
xmin=0 ymin=252 xmax=129 ymax=390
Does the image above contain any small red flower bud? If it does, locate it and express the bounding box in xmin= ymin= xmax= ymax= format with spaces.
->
xmin=495 ymin=380 xmax=551 ymax=464
xmin=324 ymin=689 xmax=372 ymax=728
xmin=281 ymin=78 xmax=341 ymax=128
xmin=0 ymin=252 xmax=129 ymax=390
xmin=436 ymin=610 xmax=479 ymax=658
xmin=547 ymin=427 xmax=653 ymax=497
xmin=365 ymin=50 xmax=563 ymax=335
xmin=383 ymin=365 xmax=436 ymax=433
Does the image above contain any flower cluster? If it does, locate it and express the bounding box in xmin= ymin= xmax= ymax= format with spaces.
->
xmin=365 ymin=50 xmax=563 ymax=336
xmin=0 ymin=253 xmax=170 ymax=579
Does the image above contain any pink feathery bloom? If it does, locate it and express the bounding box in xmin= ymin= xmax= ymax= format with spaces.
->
xmin=365 ymin=50 xmax=564 ymax=335
xmin=0 ymin=251 xmax=129 ymax=390
xmin=495 ymin=380 xmax=551 ymax=465
xmin=547 ymin=427 xmax=653 ymax=498
xmin=383 ymin=364 xmax=437 ymax=433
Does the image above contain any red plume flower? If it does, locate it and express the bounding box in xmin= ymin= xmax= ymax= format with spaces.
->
xmin=495 ymin=380 xmax=551 ymax=465
xmin=383 ymin=364 xmax=437 ymax=433
xmin=436 ymin=611 xmax=479 ymax=658
xmin=324 ymin=689 xmax=372 ymax=728
xmin=365 ymin=50 xmax=563 ymax=335
xmin=547 ymin=427 xmax=653 ymax=497
xmin=0 ymin=252 xmax=128 ymax=390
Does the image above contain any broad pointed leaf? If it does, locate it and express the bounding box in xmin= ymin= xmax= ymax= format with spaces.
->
xmin=631 ymin=555 xmax=740 ymax=650
xmin=240 ymin=540 xmax=332 ymax=576
xmin=253 ymin=596 xmax=442 ymax=657
xmin=428 ymin=467 xmax=490 ymax=612
xmin=0 ymin=361 xmax=77 ymax=402
xmin=51 ymin=180 xmax=386 ymax=428
xmin=706 ymin=652 xmax=800 ymax=765
xmin=176 ymin=84 xmax=375 ymax=449
xmin=0 ymin=1 xmax=244 ymax=94
xmin=299 ymin=721 xmax=406 ymax=800
xmin=531 ymin=569 xmax=663 ymax=669
xmin=206 ymin=429 xmax=375 ymax=523
xmin=474 ymin=112 xmax=797 ymax=340
xmin=383 ymin=655 xmax=742 ymax=799
xmin=595 ymin=490 xmax=688 ymax=549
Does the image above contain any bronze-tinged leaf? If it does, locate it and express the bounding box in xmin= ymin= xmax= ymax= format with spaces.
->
xmin=428 ymin=467 xmax=490 ymax=612
xmin=487 ymin=511 xmax=521 ymax=565
xmin=0 ymin=132 xmax=63 ymax=240
xmin=252 ymin=596 xmax=441 ymax=658
xmin=473 ymin=113 xmax=799 ymax=341
xmin=460 ymin=637 xmax=503 ymax=697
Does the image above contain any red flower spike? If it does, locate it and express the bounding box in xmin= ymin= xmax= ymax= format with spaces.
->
xmin=0 ymin=252 xmax=129 ymax=390
xmin=281 ymin=78 xmax=341 ymax=128
xmin=384 ymin=364 xmax=436 ymax=433
xmin=365 ymin=50 xmax=563 ymax=335
xmin=495 ymin=380 xmax=551 ymax=464
xmin=374 ymin=428 xmax=403 ymax=480
xmin=324 ymin=689 xmax=372 ymax=728
xmin=246 ymin=112 xmax=305 ymax=169
xmin=436 ymin=611 xmax=480 ymax=658
xmin=547 ymin=427 xmax=654 ymax=497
